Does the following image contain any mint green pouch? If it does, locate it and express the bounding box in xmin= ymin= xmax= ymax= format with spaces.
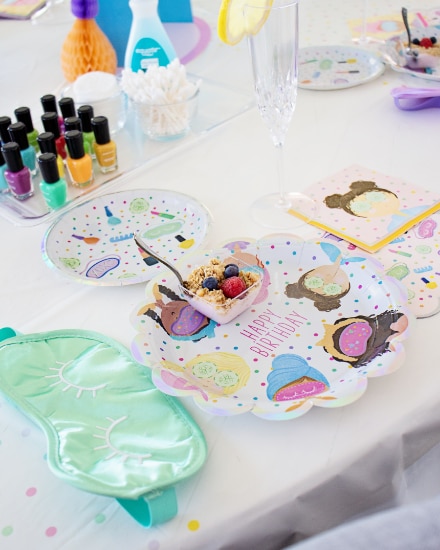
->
xmin=0 ymin=328 xmax=207 ymax=527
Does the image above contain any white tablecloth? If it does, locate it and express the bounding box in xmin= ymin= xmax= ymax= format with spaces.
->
xmin=1 ymin=1 xmax=440 ymax=549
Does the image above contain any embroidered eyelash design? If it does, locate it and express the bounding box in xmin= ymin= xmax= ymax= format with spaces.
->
xmin=93 ymin=416 xmax=152 ymax=463
xmin=45 ymin=360 xmax=107 ymax=398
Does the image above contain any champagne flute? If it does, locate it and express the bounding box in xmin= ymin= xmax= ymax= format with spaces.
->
xmin=353 ymin=0 xmax=380 ymax=45
xmin=359 ymin=0 xmax=369 ymax=44
xmin=244 ymin=0 xmax=316 ymax=230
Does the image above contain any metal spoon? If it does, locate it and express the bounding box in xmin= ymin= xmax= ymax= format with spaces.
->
xmin=134 ymin=233 xmax=185 ymax=287
xmin=402 ymin=7 xmax=418 ymax=60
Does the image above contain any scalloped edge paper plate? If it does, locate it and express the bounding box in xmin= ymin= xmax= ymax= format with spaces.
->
xmin=130 ymin=236 xmax=411 ymax=420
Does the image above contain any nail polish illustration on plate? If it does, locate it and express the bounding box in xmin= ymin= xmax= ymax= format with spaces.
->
xmin=105 ymin=205 xmax=121 ymax=225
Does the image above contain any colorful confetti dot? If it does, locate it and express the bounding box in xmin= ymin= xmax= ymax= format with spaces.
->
xmin=95 ymin=513 xmax=106 ymax=524
xmin=187 ymin=520 xmax=200 ymax=531
xmin=45 ymin=526 xmax=57 ymax=537
xmin=2 ymin=526 xmax=13 ymax=537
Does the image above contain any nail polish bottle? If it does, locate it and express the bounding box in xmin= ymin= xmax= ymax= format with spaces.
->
xmin=8 ymin=121 xmax=37 ymax=176
xmin=59 ymin=97 xmax=76 ymax=121
xmin=77 ymin=105 xmax=96 ymax=158
xmin=37 ymin=131 xmax=65 ymax=179
xmin=0 ymin=116 xmax=12 ymax=145
xmin=91 ymin=115 xmax=117 ymax=173
xmin=1 ymin=142 xmax=33 ymax=200
xmin=175 ymin=234 xmax=195 ymax=249
xmin=64 ymin=116 xmax=91 ymax=155
xmin=40 ymin=94 xmax=64 ymax=133
xmin=38 ymin=152 xmax=68 ymax=210
xmin=14 ymin=107 xmax=40 ymax=153
xmin=64 ymin=129 xmax=94 ymax=188
xmin=0 ymin=148 xmax=8 ymax=193
xmin=64 ymin=116 xmax=81 ymax=132
xmin=41 ymin=112 xmax=67 ymax=160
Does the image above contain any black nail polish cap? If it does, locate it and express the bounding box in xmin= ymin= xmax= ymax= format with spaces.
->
xmin=14 ymin=106 xmax=35 ymax=133
xmin=91 ymin=116 xmax=110 ymax=145
xmin=77 ymin=105 xmax=94 ymax=133
xmin=59 ymin=97 xmax=76 ymax=119
xmin=41 ymin=94 xmax=59 ymax=115
xmin=65 ymin=129 xmax=85 ymax=159
xmin=64 ymin=116 xmax=82 ymax=133
xmin=2 ymin=142 xmax=24 ymax=173
xmin=37 ymin=132 xmax=57 ymax=155
xmin=41 ymin=112 xmax=61 ymax=139
xmin=0 ymin=116 xmax=12 ymax=144
xmin=38 ymin=152 xmax=60 ymax=184
xmin=8 ymin=122 xmax=30 ymax=151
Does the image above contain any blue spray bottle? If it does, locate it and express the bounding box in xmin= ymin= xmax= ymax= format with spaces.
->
xmin=124 ymin=0 xmax=177 ymax=71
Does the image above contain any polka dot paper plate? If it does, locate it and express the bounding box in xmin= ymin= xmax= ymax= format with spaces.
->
xmin=42 ymin=189 xmax=212 ymax=286
xmin=130 ymin=237 xmax=411 ymax=420
xmin=299 ymin=45 xmax=385 ymax=90
xmin=315 ymin=211 xmax=440 ymax=319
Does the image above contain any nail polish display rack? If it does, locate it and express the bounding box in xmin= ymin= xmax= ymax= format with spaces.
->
xmin=0 ymin=76 xmax=253 ymax=226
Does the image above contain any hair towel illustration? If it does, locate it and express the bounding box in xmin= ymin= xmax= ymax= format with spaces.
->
xmin=138 ymin=283 xmax=216 ymax=341
xmin=266 ymin=354 xmax=330 ymax=402
xmin=324 ymin=180 xmax=430 ymax=232
xmin=316 ymin=310 xmax=408 ymax=368
xmin=285 ymin=242 xmax=365 ymax=311
xmin=160 ymin=352 xmax=251 ymax=401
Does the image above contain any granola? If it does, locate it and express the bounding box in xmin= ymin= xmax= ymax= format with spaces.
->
xmin=184 ymin=258 xmax=259 ymax=305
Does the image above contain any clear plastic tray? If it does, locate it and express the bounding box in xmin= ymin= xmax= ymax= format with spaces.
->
xmin=0 ymin=76 xmax=253 ymax=226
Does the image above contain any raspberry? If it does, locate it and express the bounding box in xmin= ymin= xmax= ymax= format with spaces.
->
xmin=221 ymin=276 xmax=246 ymax=298
xmin=420 ymin=37 xmax=433 ymax=48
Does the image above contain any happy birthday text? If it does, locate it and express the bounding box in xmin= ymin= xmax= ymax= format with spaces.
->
xmin=240 ymin=308 xmax=309 ymax=357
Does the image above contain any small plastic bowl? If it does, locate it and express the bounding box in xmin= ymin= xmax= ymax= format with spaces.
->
xmin=64 ymin=71 xmax=127 ymax=134
xmin=393 ymin=27 xmax=440 ymax=70
xmin=178 ymin=252 xmax=262 ymax=324
xmin=131 ymin=87 xmax=200 ymax=141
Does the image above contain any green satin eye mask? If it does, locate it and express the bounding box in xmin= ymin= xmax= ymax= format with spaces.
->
xmin=0 ymin=328 xmax=207 ymax=527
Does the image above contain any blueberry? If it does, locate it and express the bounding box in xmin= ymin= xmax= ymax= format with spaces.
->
xmin=431 ymin=37 xmax=437 ymax=45
xmin=224 ymin=263 xmax=239 ymax=278
xmin=202 ymin=276 xmax=219 ymax=290
xmin=412 ymin=38 xmax=420 ymax=45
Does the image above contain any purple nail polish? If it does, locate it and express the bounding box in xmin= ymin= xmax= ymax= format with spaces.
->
xmin=1 ymin=142 xmax=33 ymax=200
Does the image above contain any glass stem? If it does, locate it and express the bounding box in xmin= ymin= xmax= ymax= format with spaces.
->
xmin=275 ymin=143 xmax=288 ymax=207
xmin=360 ymin=0 xmax=368 ymax=43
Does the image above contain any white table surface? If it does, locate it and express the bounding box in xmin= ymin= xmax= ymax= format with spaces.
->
xmin=1 ymin=1 xmax=440 ymax=549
